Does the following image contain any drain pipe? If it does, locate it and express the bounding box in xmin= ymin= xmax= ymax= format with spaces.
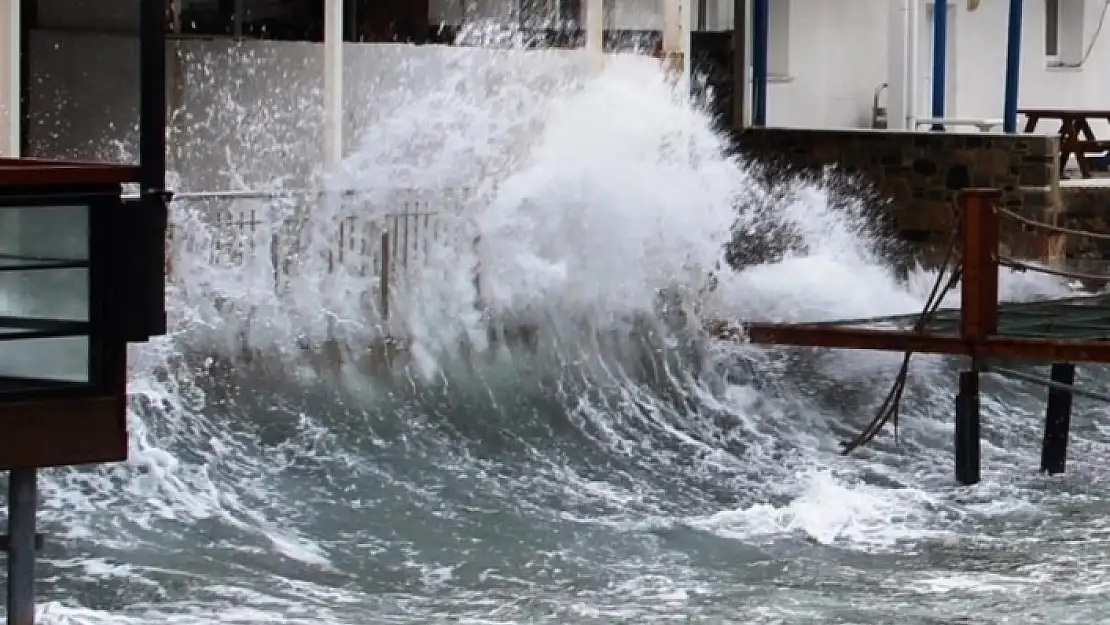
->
xmin=885 ymin=0 xmax=910 ymax=129
xmin=1002 ymin=0 xmax=1024 ymax=132
xmin=751 ymin=0 xmax=769 ymax=126
xmin=930 ymin=0 xmax=948 ymax=129
xmin=906 ymin=0 xmax=919 ymax=128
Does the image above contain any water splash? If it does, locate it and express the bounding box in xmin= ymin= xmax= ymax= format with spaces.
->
xmin=5 ymin=36 xmax=1095 ymax=625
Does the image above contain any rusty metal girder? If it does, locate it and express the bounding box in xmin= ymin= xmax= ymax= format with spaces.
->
xmin=739 ymin=322 xmax=1110 ymax=364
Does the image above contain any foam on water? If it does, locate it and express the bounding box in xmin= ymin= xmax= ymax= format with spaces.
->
xmin=2 ymin=37 xmax=1097 ymax=625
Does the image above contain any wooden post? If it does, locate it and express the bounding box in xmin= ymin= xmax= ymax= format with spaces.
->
xmin=954 ymin=189 xmax=1001 ymax=486
xmin=1040 ymin=362 xmax=1076 ymax=474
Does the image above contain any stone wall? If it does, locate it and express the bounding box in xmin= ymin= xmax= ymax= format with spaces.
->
xmin=1061 ymin=182 xmax=1110 ymax=264
xmin=735 ymin=127 xmax=1065 ymax=266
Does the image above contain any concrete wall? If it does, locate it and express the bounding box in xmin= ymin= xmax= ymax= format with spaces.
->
xmin=26 ymin=33 xmax=593 ymax=193
xmin=1062 ymin=184 xmax=1110 ymax=265
xmin=429 ymin=0 xmax=661 ymax=29
xmin=737 ymin=127 xmax=1066 ymax=265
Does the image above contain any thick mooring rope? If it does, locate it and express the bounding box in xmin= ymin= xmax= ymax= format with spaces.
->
xmin=839 ymin=206 xmax=964 ymax=455
xmin=993 ymin=206 xmax=1110 ymax=283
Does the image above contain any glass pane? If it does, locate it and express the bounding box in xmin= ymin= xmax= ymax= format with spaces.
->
xmin=0 ymin=336 xmax=89 ymax=384
xmin=0 ymin=204 xmax=91 ymax=384
xmin=0 ymin=204 xmax=90 ymax=321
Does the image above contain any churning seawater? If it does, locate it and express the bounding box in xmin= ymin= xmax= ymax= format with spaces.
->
xmin=4 ymin=44 xmax=1110 ymax=625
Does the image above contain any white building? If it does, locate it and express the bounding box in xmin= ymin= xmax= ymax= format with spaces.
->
xmin=0 ymin=0 xmax=1106 ymax=160
xmin=712 ymin=0 xmax=1110 ymax=131
xmin=437 ymin=0 xmax=1110 ymax=133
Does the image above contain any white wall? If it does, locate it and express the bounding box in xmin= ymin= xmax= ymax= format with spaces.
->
xmin=0 ymin=0 xmax=18 ymax=155
xmin=766 ymin=0 xmax=890 ymax=128
xmin=952 ymin=0 xmax=1110 ymax=136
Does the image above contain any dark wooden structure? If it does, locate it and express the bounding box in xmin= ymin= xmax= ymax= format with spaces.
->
xmin=2 ymin=0 xmax=169 ymax=623
xmin=1020 ymin=108 xmax=1110 ymax=178
xmin=722 ymin=189 xmax=1110 ymax=485
xmin=0 ymin=159 xmax=141 ymax=470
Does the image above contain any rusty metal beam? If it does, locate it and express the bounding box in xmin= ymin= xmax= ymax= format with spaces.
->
xmin=961 ymin=189 xmax=1000 ymax=341
xmin=740 ymin=322 xmax=1110 ymax=363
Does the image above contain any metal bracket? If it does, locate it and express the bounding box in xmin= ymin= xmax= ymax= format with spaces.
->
xmin=0 ymin=534 xmax=44 ymax=551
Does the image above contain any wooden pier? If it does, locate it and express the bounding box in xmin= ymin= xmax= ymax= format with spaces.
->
xmin=713 ymin=188 xmax=1110 ymax=485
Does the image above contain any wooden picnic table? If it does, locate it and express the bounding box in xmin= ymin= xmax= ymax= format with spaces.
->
xmin=1019 ymin=108 xmax=1110 ymax=179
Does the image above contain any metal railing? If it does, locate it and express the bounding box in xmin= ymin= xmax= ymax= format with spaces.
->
xmin=163 ymin=189 xmax=470 ymax=320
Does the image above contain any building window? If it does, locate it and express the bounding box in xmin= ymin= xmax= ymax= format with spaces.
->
xmin=768 ymin=0 xmax=790 ymax=78
xmin=1045 ymin=0 xmax=1059 ymax=57
xmin=1045 ymin=0 xmax=1085 ymax=66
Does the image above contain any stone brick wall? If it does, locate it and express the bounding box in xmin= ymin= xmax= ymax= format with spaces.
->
xmin=735 ymin=127 xmax=1065 ymax=266
xmin=1061 ymin=183 xmax=1110 ymax=261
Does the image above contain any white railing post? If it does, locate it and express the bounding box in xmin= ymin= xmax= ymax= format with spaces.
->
xmin=660 ymin=0 xmax=689 ymax=82
xmin=0 ymin=0 xmax=19 ymax=156
xmin=586 ymin=0 xmax=604 ymax=71
xmin=323 ymin=0 xmax=344 ymax=168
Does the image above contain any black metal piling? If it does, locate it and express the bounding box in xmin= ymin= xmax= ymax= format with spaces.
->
xmin=955 ymin=370 xmax=982 ymax=486
xmin=1040 ymin=362 xmax=1076 ymax=475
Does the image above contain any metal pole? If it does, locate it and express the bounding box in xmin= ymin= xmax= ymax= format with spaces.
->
xmin=930 ymin=0 xmax=947 ymax=128
xmin=1002 ymin=0 xmax=1024 ymax=133
xmin=0 ymin=0 xmax=19 ymax=157
xmin=379 ymin=230 xmax=391 ymax=322
xmin=732 ymin=0 xmax=747 ymax=130
xmin=6 ymin=469 xmax=37 ymax=625
xmin=585 ymin=0 xmax=603 ymax=55
xmin=659 ymin=0 xmax=684 ymax=79
xmin=751 ymin=0 xmax=768 ymax=126
xmin=140 ymin=0 xmax=169 ymax=338
xmin=324 ymin=0 xmax=344 ymax=168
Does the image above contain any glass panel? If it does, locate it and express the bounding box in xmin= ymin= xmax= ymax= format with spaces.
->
xmin=0 ymin=204 xmax=91 ymax=384
xmin=0 ymin=337 xmax=90 ymax=384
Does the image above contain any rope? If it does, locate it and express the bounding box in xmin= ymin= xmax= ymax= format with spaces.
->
xmin=839 ymin=205 xmax=964 ymax=455
xmin=986 ymin=365 xmax=1110 ymax=403
xmin=995 ymin=205 xmax=1110 ymax=242
xmin=998 ymin=256 xmax=1110 ymax=283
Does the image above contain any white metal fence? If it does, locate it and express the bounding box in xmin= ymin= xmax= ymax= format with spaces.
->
xmin=164 ymin=189 xmax=470 ymax=319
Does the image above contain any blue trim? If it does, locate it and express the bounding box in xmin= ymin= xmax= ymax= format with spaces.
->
xmin=752 ymin=0 xmax=769 ymax=126
xmin=931 ymin=0 xmax=948 ymax=129
xmin=1003 ymin=0 xmax=1024 ymax=133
